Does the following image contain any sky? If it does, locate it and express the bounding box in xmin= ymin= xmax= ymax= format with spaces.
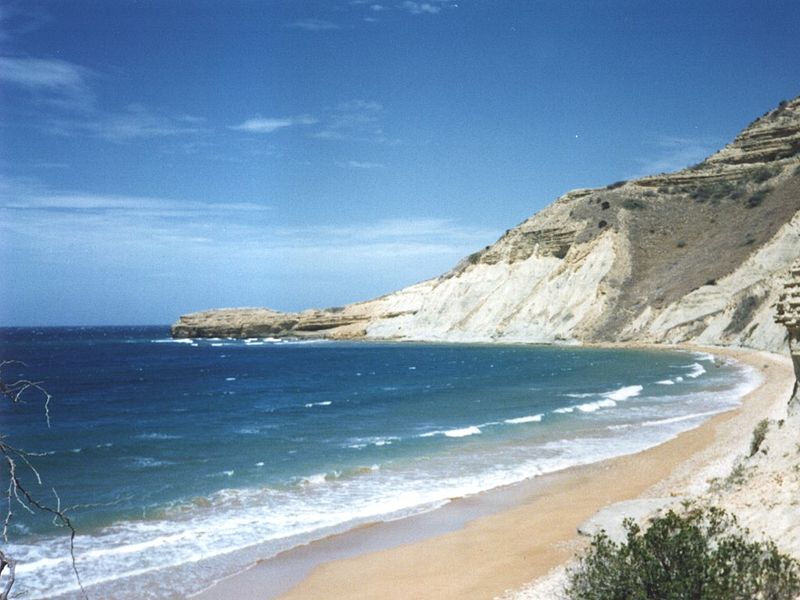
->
xmin=1 ymin=0 xmax=799 ymax=326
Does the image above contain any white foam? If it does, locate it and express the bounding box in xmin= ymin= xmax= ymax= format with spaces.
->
xmin=692 ymin=351 xmax=716 ymax=363
xmin=603 ymin=384 xmax=643 ymax=401
xmin=304 ymin=401 xmax=333 ymax=408
xmin=576 ymin=398 xmax=617 ymax=412
xmin=642 ymin=410 xmax=720 ymax=427
xmin=135 ymin=433 xmax=182 ymax=440
xmin=554 ymin=406 xmax=574 ymax=414
xmin=420 ymin=426 xmax=482 ymax=438
xmin=564 ymin=392 xmax=596 ymax=398
xmin=225 ymin=377 xmax=236 ymax=381
xmin=656 ymin=379 xmax=675 ymax=385
xmin=685 ymin=362 xmax=707 ymax=378
xmin=152 ymin=338 xmax=194 ymax=344
xmin=504 ymin=414 xmax=543 ymax=424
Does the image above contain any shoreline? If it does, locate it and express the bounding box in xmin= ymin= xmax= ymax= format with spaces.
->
xmin=192 ymin=344 xmax=795 ymax=600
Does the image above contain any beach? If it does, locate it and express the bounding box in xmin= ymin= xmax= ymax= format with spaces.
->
xmin=193 ymin=345 xmax=795 ymax=600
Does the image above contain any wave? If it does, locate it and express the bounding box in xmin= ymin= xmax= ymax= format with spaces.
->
xmin=504 ymin=414 xmax=543 ymax=424
xmin=641 ymin=410 xmax=721 ymax=427
xmin=135 ymin=433 xmax=182 ymax=440
xmin=304 ymin=401 xmax=333 ymax=408
xmin=420 ymin=425 xmax=482 ymax=438
xmin=577 ymin=398 xmax=618 ymax=412
xmin=347 ymin=436 xmax=400 ymax=449
xmin=685 ymin=362 xmax=707 ymax=379
xmin=656 ymin=379 xmax=675 ymax=385
xmin=603 ymin=384 xmax=643 ymax=401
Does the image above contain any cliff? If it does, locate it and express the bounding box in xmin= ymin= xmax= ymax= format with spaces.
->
xmin=173 ymin=96 xmax=800 ymax=353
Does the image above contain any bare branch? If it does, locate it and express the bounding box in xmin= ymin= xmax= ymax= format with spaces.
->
xmin=1 ymin=364 xmax=87 ymax=599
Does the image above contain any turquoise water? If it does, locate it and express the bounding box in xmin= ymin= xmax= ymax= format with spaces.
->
xmin=0 ymin=328 xmax=757 ymax=598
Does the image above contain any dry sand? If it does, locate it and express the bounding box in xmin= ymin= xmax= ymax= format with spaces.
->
xmin=194 ymin=345 xmax=794 ymax=600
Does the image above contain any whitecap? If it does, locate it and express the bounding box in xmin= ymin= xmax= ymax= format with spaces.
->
xmin=603 ymin=384 xmax=643 ymax=401
xmin=564 ymin=392 xmax=596 ymax=398
xmin=304 ymin=401 xmax=332 ymax=408
xmin=656 ymin=379 xmax=675 ymax=385
xmin=421 ymin=426 xmax=481 ymax=438
xmin=685 ymin=362 xmax=706 ymax=379
xmin=504 ymin=414 xmax=543 ymax=424
xmin=576 ymin=398 xmax=617 ymax=412
xmin=225 ymin=377 xmax=236 ymax=381
xmin=692 ymin=351 xmax=716 ymax=363
xmin=135 ymin=433 xmax=182 ymax=440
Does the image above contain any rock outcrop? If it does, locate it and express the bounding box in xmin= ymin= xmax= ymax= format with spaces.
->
xmin=776 ymin=261 xmax=800 ymax=408
xmin=173 ymin=96 xmax=800 ymax=352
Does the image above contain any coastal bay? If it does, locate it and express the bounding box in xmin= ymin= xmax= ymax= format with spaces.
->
xmin=192 ymin=346 xmax=793 ymax=600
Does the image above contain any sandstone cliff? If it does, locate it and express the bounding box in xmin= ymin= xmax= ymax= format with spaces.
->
xmin=172 ymin=96 xmax=800 ymax=353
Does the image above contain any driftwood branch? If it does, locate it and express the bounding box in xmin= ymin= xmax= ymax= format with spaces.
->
xmin=0 ymin=361 xmax=87 ymax=598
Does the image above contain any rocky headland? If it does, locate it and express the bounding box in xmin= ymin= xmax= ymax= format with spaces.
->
xmin=172 ymin=96 xmax=800 ymax=355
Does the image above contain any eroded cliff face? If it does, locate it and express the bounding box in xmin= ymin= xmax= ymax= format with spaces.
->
xmin=172 ymin=96 xmax=800 ymax=352
xmin=776 ymin=261 xmax=800 ymax=408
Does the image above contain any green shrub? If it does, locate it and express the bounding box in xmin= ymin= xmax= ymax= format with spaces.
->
xmin=566 ymin=506 xmax=800 ymax=600
xmin=750 ymin=419 xmax=769 ymax=456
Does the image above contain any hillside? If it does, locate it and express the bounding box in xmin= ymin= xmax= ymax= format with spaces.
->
xmin=172 ymin=96 xmax=800 ymax=353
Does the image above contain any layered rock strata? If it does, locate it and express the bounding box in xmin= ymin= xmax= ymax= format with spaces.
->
xmin=173 ymin=96 xmax=800 ymax=352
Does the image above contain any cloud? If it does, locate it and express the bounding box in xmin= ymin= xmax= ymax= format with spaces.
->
xmin=0 ymin=178 xmax=501 ymax=321
xmin=336 ymin=160 xmax=385 ymax=169
xmin=314 ymin=100 xmax=396 ymax=143
xmin=230 ymin=115 xmax=318 ymax=134
xmin=46 ymin=104 xmax=207 ymax=141
xmin=400 ymin=1 xmax=441 ymax=15
xmin=0 ymin=2 xmax=53 ymax=41
xmin=284 ymin=19 xmax=340 ymax=31
xmin=1 ymin=178 xmax=496 ymax=269
xmin=630 ymin=135 xmax=722 ymax=178
xmin=0 ymin=55 xmax=95 ymax=110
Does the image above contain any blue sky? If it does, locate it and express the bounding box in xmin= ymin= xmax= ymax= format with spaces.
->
xmin=1 ymin=0 xmax=798 ymax=326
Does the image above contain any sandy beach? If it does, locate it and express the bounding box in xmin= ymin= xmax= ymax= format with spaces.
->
xmin=194 ymin=345 xmax=795 ymax=600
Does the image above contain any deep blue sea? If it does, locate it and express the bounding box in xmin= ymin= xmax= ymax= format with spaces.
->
xmin=0 ymin=327 xmax=758 ymax=599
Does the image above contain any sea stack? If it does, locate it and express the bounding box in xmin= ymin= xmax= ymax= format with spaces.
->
xmin=776 ymin=260 xmax=800 ymax=409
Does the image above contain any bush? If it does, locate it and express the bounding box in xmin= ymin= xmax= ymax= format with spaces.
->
xmin=749 ymin=419 xmax=769 ymax=456
xmin=566 ymin=506 xmax=800 ymax=600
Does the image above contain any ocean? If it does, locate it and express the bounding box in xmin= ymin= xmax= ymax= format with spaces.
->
xmin=0 ymin=327 xmax=758 ymax=599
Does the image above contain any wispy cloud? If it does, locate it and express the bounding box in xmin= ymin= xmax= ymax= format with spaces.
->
xmin=0 ymin=55 xmax=95 ymax=110
xmin=1 ymin=177 xmax=496 ymax=272
xmin=336 ymin=160 xmax=385 ymax=169
xmin=230 ymin=115 xmax=318 ymax=134
xmin=47 ymin=104 xmax=207 ymax=141
xmin=400 ymin=1 xmax=442 ymax=15
xmin=0 ymin=2 xmax=53 ymax=41
xmin=314 ymin=100 xmax=396 ymax=144
xmin=630 ymin=135 xmax=722 ymax=178
xmin=284 ymin=18 xmax=340 ymax=31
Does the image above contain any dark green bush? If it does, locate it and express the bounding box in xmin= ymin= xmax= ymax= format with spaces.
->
xmin=566 ymin=506 xmax=800 ymax=600
xmin=749 ymin=419 xmax=769 ymax=456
